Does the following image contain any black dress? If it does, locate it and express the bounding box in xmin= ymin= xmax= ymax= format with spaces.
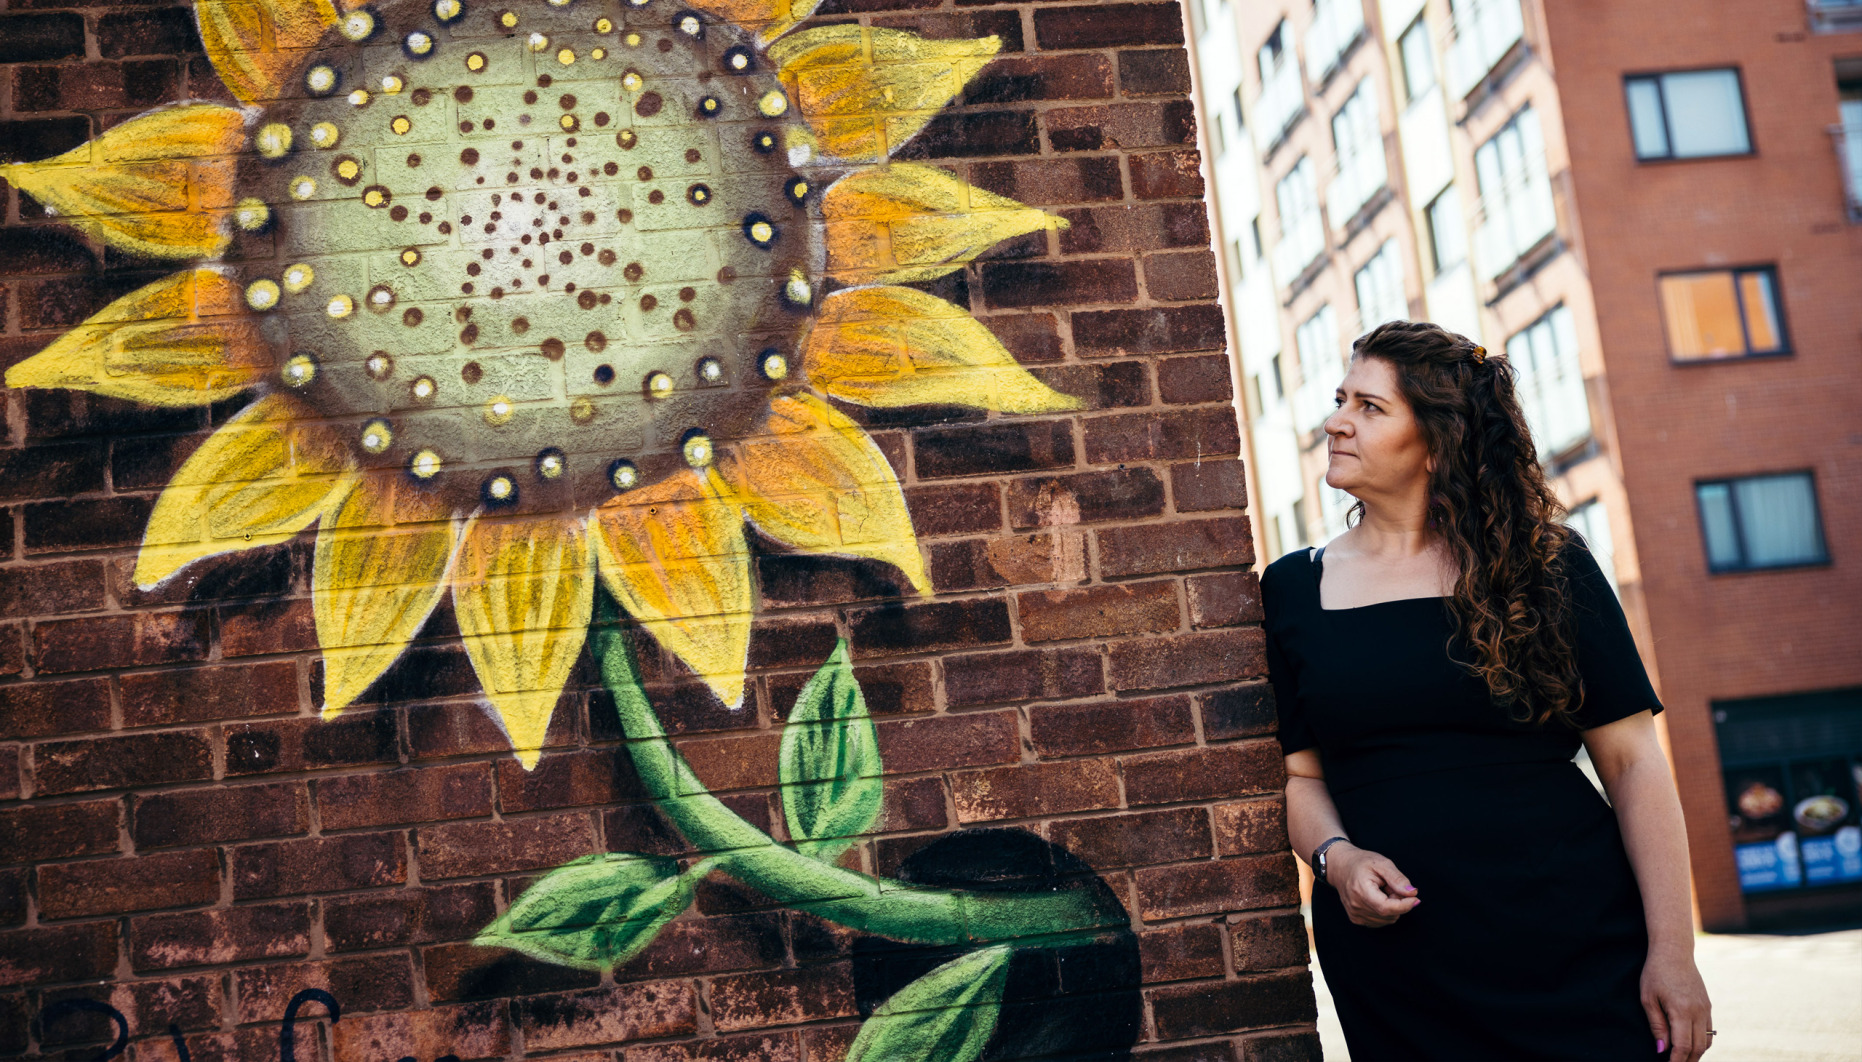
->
xmin=1262 ymin=537 xmax=1665 ymax=1061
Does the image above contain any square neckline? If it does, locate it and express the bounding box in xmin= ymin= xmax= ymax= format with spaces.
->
xmin=1310 ymin=545 xmax=1451 ymax=613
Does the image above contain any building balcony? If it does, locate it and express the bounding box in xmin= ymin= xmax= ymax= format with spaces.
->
xmin=1444 ymin=0 xmax=1525 ymax=100
xmin=1328 ymin=136 xmax=1389 ymax=234
xmin=1833 ymin=122 xmax=1862 ymax=220
xmin=1470 ymin=154 xmax=1557 ymax=282
xmin=1306 ymin=0 xmax=1366 ymax=88
xmin=1272 ymin=210 xmax=1328 ymax=294
xmin=1253 ymin=59 xmax=1307 ymax=157
xmin=1807 ymin=0 xmax=1862 ymax=34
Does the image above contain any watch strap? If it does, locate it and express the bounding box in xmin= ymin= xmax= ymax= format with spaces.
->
xmin=1312 ymin=835 xmax=1349 ymax=883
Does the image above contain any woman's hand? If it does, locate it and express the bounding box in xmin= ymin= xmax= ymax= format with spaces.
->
xmin=1324 ymin=842 xmax=1420 ymax=927
xmin=1640 ymin=944 xmax=1712 ymax=1062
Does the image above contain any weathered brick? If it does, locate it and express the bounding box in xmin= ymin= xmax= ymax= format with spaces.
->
xmin=0 ymin=13 xmax=84 ymax=63
xmin=1200 ymin=683 xmax=1277 ymax=740
xmin=981 ymin=259 xmax=1139 ymax=310
xmin=623 ymin=1032 xmax=801 ymax=1062
xmin=224 ymin=710 xmax=399 ymax=776
xmin=318 ymin=762 xmax=494 ymax=830
xmin=1242 ymin=1031 xmax=1324 ymax=1062
xmin=0 ymin=921 xmax=118 ymax=987
xmin=874 ymin=776 xmax=950 ymax=833
xmin=622 ymin=912 xmax=785 ymax=980
xmin=969 ymin=156 xmax=1124 ymax=206
xmin=0 ymin=116 xmax=90 ymax=165
xmin=847 ymin=598 xmax=1012 ymax=657
xmin=1139 ymin=922 xmax=1227 ymax=983
xmin=1134 ymin=854 xmax=1301 ymax=920
xmin=1232 ymin=911 xmax=1308 ymax=971
xmin=129 ymin=903 xmax=310 ymax=971
xmin=0 ymin=560 xmax=107 ymax=622
xmin=331 ymin=1000 xmax=511 ymax=1061
xmin=1097 ymin=517 xmax=1252 ymax=578
xmin=769 ymin=660 xmax=935 ymax=718
xmin=1171 ymin=458 xmax=1249 ymax=513
xmin=1132 ymin=150 xmax=1206 ymax=199
xmin=874 ymin=711 xmax=1020 ymax=773
xmin=408 ymin=698 xmax=576 ymax=760
xmin=21 ymin=496 xmax=153 ymax=555
xmin=96 ymin=8 xmax=198 ymax=59
xmin=1110 ymin=628 xmax=1265 ymax=691
xmin=1048 ymin=806 xmax=1211 ymax=869
xmin=1158 ymin=352 xmax=1235 ymax=405
xmin=324 ymin=883 xmax=497 ymax=952
xmin=422 ymin=940 xmax=600 ymax=1002
xmin=1145 ymin=250 xmax=1221 ymax=302
xmin=12 ymin=59 xmax=180 ymax=113
xmin=219 ymin=598 xmax=318 ymax=658
xmin=120 ymin=662 xmax=299 ymax=727
xmin=1120 ymin=48 xmax=1193 ymax=96
xmin=676 ymin=732 xmax=781 ymax=792
xmin=747 ymin=616 xmax=841 ymax=670
xmin=1083 ymin=407 xmax=1242 ymax=466
xmin=1124 ymin=742 xmax=1285 ymax=805
xmin=1029 ymin=695 xmax=1195 ymax=757
xmin=965 ymin=53 xmax=1115 ymax=105
xmin=1073 ymin=304 xmax=1226 ymax=358
xmin=927 ymin=534 xmax=1062 ymax=593
xmin=709 ymin=965 xmax=858 ymax=1031
xmin=1030 ymin=360 xmax=1153 ymax=409
xmin=0 ymin=800 xmax=118 ymax=863
xmin=1033 ymin=3 xmax=1186 ymax=49
xmin=108 ymin=973 xmax=224 ymax=1036
xmin=1214 ymin=797 xmax=1289 ymax=857
xmin=0 ymin=867 xmax=24 ymax=926
xmin=132 ymin=782 xmax=308 ymax=849
xmin=0 ymin=677 xmax=110 ymax=739
xmin=497 ymin=748 xmax=647 ymax=813
xmin=235 ymin=956 xmax=415 ymax=1022
xmin=232 ymin=831 xmax=407 ymax=899
xmin=33 ymin=610 xmax=210 ymax=674
xmin=417 ymin=814 xmax=598 ymax=880
xmin=952 ymin=758 xmax=1121 ymax=822
xmin=1048 ymin=102 xmax=1198 ymax=154
xmin=40 ymin=850 xmax=218 ymax=919
xmin=942 ymin=647 xmax=1103 ymax=708
xmin=895 ymin=109 xmax=1040 ymax=159
xmin=913 ymin=420 xmax=1075 ymax=479
xmin=1149 ymin=971 xmax=1318 ymax=1039
xmin=515 ymin=983 xmax=699 ymax=1048
xmin=1187 ymin=571 xmax=1264 ymax=629
xmin=1008 ymin=469 xmax=1167 ymax=529
xmin=34 ymin=729 xmax=212 ymax=795
xmin=980 ymin=312 xmax=1064 ymax=363
xmin=1019 ymin=582 xmax=1180 ymax=643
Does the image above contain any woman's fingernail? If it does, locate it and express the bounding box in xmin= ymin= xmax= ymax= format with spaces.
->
xmin=1656 ymin=1040 xmax=1666 ymax=1054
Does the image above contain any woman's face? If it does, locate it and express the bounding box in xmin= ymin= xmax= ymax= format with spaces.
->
xmin=1322 ymin=356 xmax=1433 ymax=499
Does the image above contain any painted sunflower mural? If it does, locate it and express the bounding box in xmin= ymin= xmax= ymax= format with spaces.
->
xmin=3 ymin=0 xmax=1081 ymax=768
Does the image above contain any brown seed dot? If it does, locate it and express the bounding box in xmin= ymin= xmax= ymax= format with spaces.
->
xmin=467 ymin=263 xmax=481 ymax=276
xmin=506 ymin=173 xmax=518 ymax=183
xmin=618 ymin=208 xmax=634 ymax=223
xmin=482 ymin=248 xmax=494 ymax=259
xmin=404 ymin=307 xmax=424 ymax=326
xmin=426 ymin=186 xmax=443 ymax=201
xmin=579 ymin=242 xmax=594 ymax=255
xmin=484 ymin=118 xmax=495 ymax=129
xmin=598 ymin=249 xmax=616 ymax=266
xmin=530 ymin=167 xmax=543 ymax=179
xmin=390 ymin=205 xmax=408 ymax=221
xmin=603 ymin=162 xmax=618 ymax=176
xmin=673 ymin=309 xmax=696 ymax=332
xmin=512 ymin=317 xmax=529 ymax=334
xmin=635 ymin=92 xmax=662 ymax=117
xmin=407 ymin=154 xmax=421 ymax=167
xmin=579 ymin=290 xmax=599 ymax=310
xmin=524 ymin=90 xmax=538 ymax=104
xmin=685 ymin=148 xmax=702 ymax=163
xmin=538 ymin=75 xmax=552 ymax=87
xmin=460 ymin=120 xmax=474 ymax=133
xmin=717 ymin=265 xmax=737 ymax=284
xmin=456 ymin=306 xmax=472 ymax=321
xmin=490 ymin=287 xmax=504 ymax=299
xmin=559 ymin=94 xmax=577 ymax=109
xmin=462 ymin=282 xmax=474 ymax=293
xmin=595 ymin=112 xmax=610 ymax=126
xmin=594 ymin=364 xmax=615 ymax=384
xmin=462 ymin=361 xmax=483 ymax=383
xmin=637 ymin=166 xmax=653 ymax=181
xmin=559 ymin=250 xmax=573 ymax=264
xmin=513 ymin=140 xmax=524 ymax=150
xmin=438 ymin=221 xmax=452 ymax=233
xmin=599 ymin=293 xmax=612 ymax=305
xmin=679 ymin=286 xmax=696 ymax=302
xmin=419 ymin=211 xmax=432 ymax=223
xmin=624 ymin=262 xmax=644 ymax=281
xmin=541 ymin=337 xmax=566 ymax=360
xmin=455 ymin=86 xmax=474 ymax=103
xmin=461 ymin=215 xmax=474 ymax=225
xmin=412 ymin=88 xmax=432 ymax=106
xmin=460 ymin=323 xmax=479 ymax=343
xmin=648 ymin=190 xmax=664 ymax=204
xmin=657 ymin=38 xmax=672 ymax=51
xmin=537 ymin=274 xmax=549 ymax=286
xmin=461 ymin=148 xmax=480 ymax=165
xmin=640 ymin=293 xmax=658 ymax=311
xmin=586 ymin=331 xmax=607 ymax=352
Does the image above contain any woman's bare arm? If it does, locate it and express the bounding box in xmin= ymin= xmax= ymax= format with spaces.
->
xmin=1284 ymin=749 xmax=1419 ymax=927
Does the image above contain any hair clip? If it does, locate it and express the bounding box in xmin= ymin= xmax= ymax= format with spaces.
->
xmin=1472 ymin=345 xmax=1488 ymax=364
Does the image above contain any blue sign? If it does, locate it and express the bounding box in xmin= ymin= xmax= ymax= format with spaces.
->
xmin=1800 ymin=826 xmax=1862 ymax=885
xmin=1735 ymin=833 xmax=1802 ymax=892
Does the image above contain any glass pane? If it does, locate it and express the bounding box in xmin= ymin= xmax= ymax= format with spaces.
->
xmin=1696 ymin=483 xmax=1742 ymax=570
xmin=1568 ymin=499 xmax=1618 ymax=592
xmin=1660 ymin=271 xmax=1745 ymax=359
xmin=1400 ymin=19 xmax=1435 ymax=102
xmin=1663 ymin=69 xmax=1751 ymax=158
xmin=1739 ymin=270 xmax=1785 ymax=352
xmin=1733 ymin=474 xmax=1825 ymax=568
xmin=1427 ymin=190 xmax=1466 ymax=270
xmin=1626 ymin=78 xmax=1669 ymax=159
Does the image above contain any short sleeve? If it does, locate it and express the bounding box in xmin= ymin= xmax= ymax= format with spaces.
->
xmin=1565 ymin=534 xmax=1664 ymax=729
xmin=1261 ymin=559 xmax=1317 ymax=756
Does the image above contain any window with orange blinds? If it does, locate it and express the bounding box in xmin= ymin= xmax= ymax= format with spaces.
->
xmin=1657 ymin=265 xmax=1788 ymax=361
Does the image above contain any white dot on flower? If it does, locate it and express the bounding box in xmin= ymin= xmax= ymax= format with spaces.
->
xmin=698 ymin=357 xmax=723 ymax=383
xmin=366 ymin=353 xmax=393 ymax=378
xmin=381 ymin=75 xmax=404 ymax=94
xmin=234 ymin=198 xmax=270 ymax=232
xmin=486 ymin=475 xmax=515 ymax=500
xmin=405 ymin=32 xmax=433 ymax=55
xmin=327 ymin=294 xmax=354 ymax=318
xmin=484 ymin=396 xmax=514 ymax=425
xmin=758 ymin=90 xmax=788 ymax=117
xmin=536 ymin=450 xmax=565 ymax=478
xmin=411 ymin=375 xmax=436 ymax=400
xmin=341 ymin=10 xmax=375 ymax=40
xmin=348 ymin=89 xmax=371 ymax=107
xmin=307 ymin=66 xmax=337 ymax=93
xmin=245 ymin=279 xmax=280 ymax=310
xmin=360 ymin=419 xmax=393 ymax=453
xmin=309 ymin=122 xmax=340 ymax=148
xmin=761 ymin=352 xmax=789 ymax=380
xmin=611 ymin=461 xmax=639 ymax=490
xmin=290 ymin=176 xmax=317 ymax=200
xmin=645 ymin=371 xmax=673 ymax=398
xmin=256 ymin=123 xmax=293 ymax=158
xmin=282 ymin=263 xmax=314 ymax=293
xmin=527 ymin=32 xmax=549 ymax=51
xmin=283 ymin=354 xmax=316 ymax=387
xmin=434 ymin=0 xmax=462 ymax=21
xmin=411 ymin=449 xmax=442 ymax=478
xmin=683 ymin=434 xmax=713 ymax=468
xmin=784 ymin=270 xmax=812 ymax=305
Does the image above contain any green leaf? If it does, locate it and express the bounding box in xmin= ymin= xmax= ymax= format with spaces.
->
xmin=846 ymin=945 xmax=1013 ymax=1062
xmin=473 ymin=852 xmax=701 ymax=971
xmin=780 ymin=639 xmax=884 ymax=861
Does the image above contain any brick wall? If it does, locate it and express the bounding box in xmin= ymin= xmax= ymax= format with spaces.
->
xmin=0 ymin=0 xmax=1318 ymax=1058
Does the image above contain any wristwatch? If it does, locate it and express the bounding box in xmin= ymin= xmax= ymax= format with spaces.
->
xmin=1312 ymin=836 xmax=1350 ymax=885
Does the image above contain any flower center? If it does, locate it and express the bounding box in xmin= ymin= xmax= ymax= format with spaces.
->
xmin=232 ymin=0 xmax=818 ymax=511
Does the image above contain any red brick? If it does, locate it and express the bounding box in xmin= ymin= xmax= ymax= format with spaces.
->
xmin=1132 ymin=150 xmax=1206 ymax=199
xmin=1134 ymin=854 xmax=1301 ymax=920
xmin=40 ymin=850 xmax=218 ymax=919
xmin=0 ymin=921 xmax=118 ymax=987
xmin=1157 ymin=353 xmax=1235 ymax=405
xmin=875 ymin=712 xmax=1020 ymax=773
xmin=1019 ymin=581 xmax=1180 ymax=643
xmin=1048 ymin=100 xmax=1198 ymax=157
xmin=1213 ymin=797 xmax=1289 ymax=857
xmin=317 ymin=762 xmax=493 ymax=830
xmin=847 ymin=598 xmax=1012 ymax=657
xmin=1148 ymin=971 xmax=1318 ymax=1039
xmin=1033 ymin=3 xmax=1185 ymax=49
xmin=0 ymin=749 xmax=15 ymax=803
xmin=95 ymin=8 xmax=197 ymax=59
xmin=0 ymin=678 xmax=109 ymax=740
xmin=1124 ymin=742 xmax=1286 ymax=805
xmin=622 ymin=912 xmax=785 ymax=980
xmin=232 ymin=831 xmax=406 ymax=899
xmin=1047 ymin=807 xmax=1211 ymax=868
xmin=1083 ymin=408 xmax=1241 ymax=465
xmin=981 ymin=312 xmax=1064 ymax=363
xmin=1241 ymin=1032 xmax=1323 ymax=1062
xmin=331 ymin=1001 xmax=511 ymax=1062
xmin=515 ymin=983 xmax=699 ymax=1048
xmin=1187 ymin=571 xmax=1264 ymax=629
xmin=497 ymin=748 xmax=647 ymax=812
xmin=928 ymin=534 xmax=1063 ymax=592
xmin=120 ymin=662 xmax=299 ymax=727
xmin=1008 ymin=469 xmax=1167 ymax=529
xmin=1029 ymin=695 xmax=1195 ymax=757
xmin=894 ymin=109 xmax=1040 ymax=159
xmin=1072 ymin=304 xmax=1226 ymax=358
xmin=0 ymin=12 xmax=84 ymax=63
xmin=234 ymin=955 xmax=416 ymax=1022
xmin=408 ymin=698 xmax=576 ymax=760
xmin=422 ymin=940 xmax=600 ymax=1002
xmin=128 ymin=903 xmax=310 ymax=971
xmin=676 ymin=732 xmax=781 ymax=792
xmin=219 ymin=598 xmax=317 ymax=657
xmin=1119 ymin=48 xmax=1193 ymax=96
xmin=1030 ymin=361 xmax=1153 ymax=409
xmin=965 ymin=53 xmax=1114 ymax=104
xmin=1231 ymin=911 xmax=1308 ymax=971
xmin=1108 ymin=629 xmax=1266 ymax=691
xmin=912 ymin=420 xmax=1075 ymax=479
xmin=1170 ymin=459 xmax=1249 ymax=513
xmin=224 ymin=710 xmax=399 ymax=776
xmin=323 ymin=883 xmax=496 ymax=952
xmin=1139 ymin=922 xmax=1227 ymax=983
xmin=11 ymin=60 xmax=179 ymax=113
xmin=132 ymin=783 xmax=308 ymax=848
xmin=33 ymin=729 xmax=212 ymax=795
xmin=942 ymin=647 xmax=1103 ymax=708
xmin=416 ymin=814 xmax=597 ymax=880
xmin=109 ymin=974 xmax=223 ymax=1036
xmin=952 ymin=759 xmax=1121 ymax=822
xmin=0 ymin=559 xmax=107 ymax=619
xmin=0 ymin=867 xmax=23 ymax=925
xmin=1200 ymin=683 xmax=1276 ymax=740
xmin=1146 ymin=250 xmax=1221 ymax=302
xmin=709 ymin=964 xmax=857 ymax=1031
xmin=969 ymin=156 xmax=1124 ymax=206
xmin=623 ymin=1032 xmax=801 ymax=1062
xmin=904 ymin=484 xmax=1002 ymax=538
xmin=874 ymin=776 xmax=949 ymax=833
xmin=33 ymin=611 xmax=210 ymax=674
xmin=0 ymin=799 xmax=118 ymax=863
xmin=981 ymin=259 xmax=1138 ymax=310
xmin=1058 ymin=204 xmax=1208 ymax=255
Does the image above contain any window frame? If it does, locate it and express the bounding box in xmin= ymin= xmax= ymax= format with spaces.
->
xmin=1398 ymin=15 xmax=1435 ymax=106
xmin=1623 ymin=66 xmax=1757 ymax=164
xmin=1423 ymin=187 xmax=1466 ymax=274
xmin=1693 ymin=470 xmax=1831 ymax=575
xmin=1656 ymin=263 xmax=1792 ymax=364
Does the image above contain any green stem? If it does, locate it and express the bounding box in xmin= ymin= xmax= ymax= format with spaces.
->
xmin=592 ymin=619 xmax=1124 ymax=947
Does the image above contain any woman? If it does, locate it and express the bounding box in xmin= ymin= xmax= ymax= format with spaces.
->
xmin=1262 ymin=321 xmax=1713 ymax=1061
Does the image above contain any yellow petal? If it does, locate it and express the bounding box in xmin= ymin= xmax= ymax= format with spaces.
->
xmin=592 ymin=469 xmax=752 ymax=709
xmin=824 ymin=164 xmax=1065 ymax=284
xmin=197 ymin=0 xmax=340 ymax=105
xmin=768 ymin=27 xmax=1002 ymax=161
xmin=687 ymin=0 xmax=819 ymax=42
xmin=135 ymin=394 xmax=357 ymax=588
xmin=1 ymin=104 xmax=246 ymax=259
xmin=803 ymin=286 xmax=1082 ymax=414
xmin=5 ymin=269 xmax=275 ymax=406
xmin=314 ymin=476 xmax=463 ymax=717
xmin=727 ymin=393 xmax=929 ymax=595
xmin=452 ymin=514 xmax=593 ymax=769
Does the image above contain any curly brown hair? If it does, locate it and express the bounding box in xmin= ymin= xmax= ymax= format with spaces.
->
xmin=1348 ymin=320 xmax=1583 ymax=728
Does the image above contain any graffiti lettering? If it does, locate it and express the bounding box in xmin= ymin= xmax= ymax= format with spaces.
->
xmin=35 ymin=990 xmax=344 ymax=1062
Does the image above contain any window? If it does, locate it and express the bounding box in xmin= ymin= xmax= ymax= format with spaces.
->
xmin=1293 ymin=303 xmax=1341 ymax=432
xmin=1473 ymin=105 xmax=1556 ymax=278
xmin=1626 ymin=69 xmax=1751 ymax=161
xmin=1250 ymin=216 xmax=1264 ymax=259
xmin=1227 ymin=237 xmax=1246 ymax=280
xmin=1269 ymin=353 xmax=1285 ymax=398
xmin=1255 ymin=20 xmax=1306 ymax=151
xmin=1307 ymin=0 xmax=1367 ymax=86
xmin=1232 ymin=86 xmax=1246 ymax=130
xmin=1273 ymin=156 xmax=1326 ymax=283
xmin=1399 ymin=16 xmax=1436 ymax=103
xmin=1658 ymin=266 xmax=1787 ymax=361
xmin=1841 ymin=78 xmax=1862 ymax=220
xmin=1258 ymin=20 xmax=1287 ymax=82
xmin=1329 ymin=79 xmax=1387 ymax=225
xmin=1505 ymin=304 xmax=1589 ymax=461
xmin=1566 ymin=499 xmax=1617 ymax=592
xmin=1211 ymin=112 xmax=1228 ymax=157
xmin=1444 ymin=0 xmax=1524 ymax=99
xmin=1353 ymin=239 xmax=1407 ymax=332
xmin=1424 ymin=187 xmax=1467 ymax=273
xmin=1696 ymin=472 xmax=1829 ymax=573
